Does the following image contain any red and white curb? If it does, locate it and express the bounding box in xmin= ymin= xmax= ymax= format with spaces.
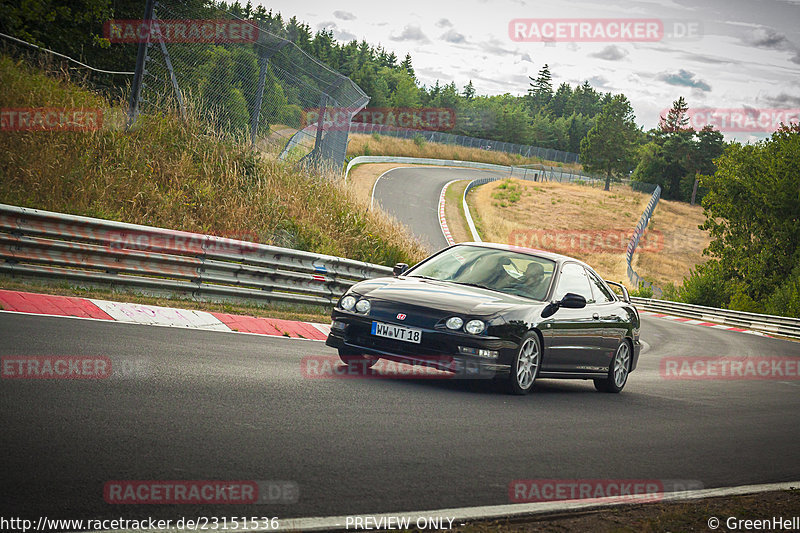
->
xmin=638 ymin=309 xmax=770 ymax=337
xmin=438 ymin=179 xmax=460 ymax=246
xmin=0 ymin=289 xmax=331 ymax=341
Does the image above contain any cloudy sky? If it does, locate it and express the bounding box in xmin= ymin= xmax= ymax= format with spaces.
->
xmin=257 ymin=0 xmax=800 ymax=140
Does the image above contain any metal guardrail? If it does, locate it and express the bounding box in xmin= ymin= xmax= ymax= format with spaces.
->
xmin=0 ymin=204 xmax=392 ymax=308
xmin=462 ymin=177 xmax=494 ymax=242
xmin=632 ymin=297 xmax=800 ymax=339
xmin=626 ymin=186 xmax=662 ymax=298
xmin=344 ymin=155 xmax=593 ymax=182
xmin=349 ymin=122 xmax=581 ymax=164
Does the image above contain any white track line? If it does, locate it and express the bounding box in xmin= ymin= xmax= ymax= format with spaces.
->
xmin=438 ymin=179 xmax=460 ymax=246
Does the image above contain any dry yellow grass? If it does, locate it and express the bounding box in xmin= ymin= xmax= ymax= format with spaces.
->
xmin=0 ymin=54 xmax=428 ymax=270
xmin=347 ymin=133 xmax=582 ymax=170
xmin=465 ymin=179 xmax=709 ymax=288
xmin=634 ymin=198 xmax=711 ymax=287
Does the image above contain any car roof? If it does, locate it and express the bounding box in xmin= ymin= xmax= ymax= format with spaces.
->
xmin=454 ymin=242 xmax=594 ymax=270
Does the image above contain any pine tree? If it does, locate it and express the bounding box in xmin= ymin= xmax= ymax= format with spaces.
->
xmin=463 ymin=80 xmax=475 ymax=100
xmin=527 ymin=64 xmax=553 ymax=114
xmin=659 ymin=96 xmax=691 ymax=133
xmin=400 ymin=53 xmax=415 ymax=80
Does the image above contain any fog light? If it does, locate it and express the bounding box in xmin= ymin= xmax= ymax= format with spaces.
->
xmin=445 ymin=316 xmax=464 ymax=330
xmin=332 ymin=320 xmax=346 ymax=331
xmin=459 ymin=346 xmax=498 ymax=359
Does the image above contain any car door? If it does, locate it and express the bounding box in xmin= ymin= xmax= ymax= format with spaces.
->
xmin=542 ymin=262 xmax=605 ymax=372
xmin=582 ymin=268 xmax=625 ymax=372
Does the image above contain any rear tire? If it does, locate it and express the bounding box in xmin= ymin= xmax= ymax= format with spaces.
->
xmin=338 ymin=348 xmax=378 ymax=372
xmin=506 ymin=332 xmax=541 ymax=395
xmin=594 ymin=340 xmax=631 ymax=393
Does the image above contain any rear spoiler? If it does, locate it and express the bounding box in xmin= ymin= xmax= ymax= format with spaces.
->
xmin=604 ymin=280 xmax=630 ymax=303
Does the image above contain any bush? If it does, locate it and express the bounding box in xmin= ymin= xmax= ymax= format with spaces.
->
xmin=630 ymin=283 xmax=654 ymax=298
xmin=764 ymin=269 xmax=800 ymax=318
xmin=660 ymin=282 xmax=680 ymax=302
xmin=727 ymin=284 xmax=764 ymax=314
xmin=678 ymin=261 xmax=731 ymax=308
xmin=412 ymin=133 xmax=425 ymax=147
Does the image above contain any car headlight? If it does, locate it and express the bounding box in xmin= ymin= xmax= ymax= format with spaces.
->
xmin=445 ymin=317 xmax=464 ymax=330
xmin=340 ymin=295 xmax=356 ymax=311
xmin=465 ymin=319 xmax=485 ymax=335
xmin=355 ymin=299 xmax=371 ymax=314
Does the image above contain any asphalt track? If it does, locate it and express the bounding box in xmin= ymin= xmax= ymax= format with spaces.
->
xmin=2 ymin=307 xmax=800 ymax=526
xmin=371 ymin=167 xmax=508 ymax=252
xmin=2 ymin=166 xmax=799 ymax=527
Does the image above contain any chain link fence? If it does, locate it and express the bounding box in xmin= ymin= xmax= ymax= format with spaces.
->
xmin=349 ymin=122 xmax=581 ymax=164
xmin=132 ymin=0 xmax=368 ymax=170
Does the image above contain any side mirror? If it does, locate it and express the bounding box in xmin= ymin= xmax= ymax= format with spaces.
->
xmin=393 ymin=263 xmax=409 ymax=276
xmin=560 ymin=292 xmax=587 ymax=309
xmin=541 ymin=292 xmax=586 ymax=318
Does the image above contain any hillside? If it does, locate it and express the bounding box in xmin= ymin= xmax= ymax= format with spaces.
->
xmin=465 ymin=179 xmax=709 ymax=288
xmin=0 ymin=55 xmax=428 ymax=269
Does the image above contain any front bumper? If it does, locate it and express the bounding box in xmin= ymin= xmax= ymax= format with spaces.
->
xmin=325 ymin=310 xmax=513 ymax=377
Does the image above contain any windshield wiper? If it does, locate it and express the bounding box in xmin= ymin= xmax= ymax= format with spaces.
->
xmin=450 ymin=281 xmax=496 ymax=291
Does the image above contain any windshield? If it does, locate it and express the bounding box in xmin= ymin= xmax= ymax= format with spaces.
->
xmin=407 ymin=245 xmax=556 ymax=301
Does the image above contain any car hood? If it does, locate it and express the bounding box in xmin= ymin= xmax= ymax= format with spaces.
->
xmin=349 ymin=276 xmax=542 ymax=316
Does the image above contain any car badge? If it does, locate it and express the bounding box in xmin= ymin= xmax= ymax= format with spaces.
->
xmin=396 ymin=313 xmax=406 ymax=320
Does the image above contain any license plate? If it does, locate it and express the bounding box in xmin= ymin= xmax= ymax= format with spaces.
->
xmin=371 ymin=321 xmax=422 ymax=344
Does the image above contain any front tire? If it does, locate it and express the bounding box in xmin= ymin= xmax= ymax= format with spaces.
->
xmin=338 ymin=348 xmax=378 ymax=372
xmin=594 ymin=340 xmax=631 ymax=393
xmin=506 ymin=332 xmax=541 ymax=395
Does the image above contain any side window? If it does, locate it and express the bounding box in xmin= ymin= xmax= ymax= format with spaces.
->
xmin=587 ymin=270 xmax=615 ymax=303
xmin=553 ymin=263 xmax=594 ymax=302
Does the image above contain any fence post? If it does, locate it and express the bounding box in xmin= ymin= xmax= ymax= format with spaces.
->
xmin=127 ymin=0 xmax=155 ymax=128
xmin=250 ymin=39 xmax=289 ymax=148
xmin=155 ymin=26 xmax=186 ymax=120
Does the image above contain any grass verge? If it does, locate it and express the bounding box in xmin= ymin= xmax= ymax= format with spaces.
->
xmin=464 ymin=179 xmax=709 ymax=288
xmin=444 ymin=180 xmax=472 ymax=243
xmin=0 ymin=54 xmax=428 ymax=268
xmin=447 ymin=489 xmax=799 ymax=532
xmin=0 ymin=54 xmax=429 ymax=312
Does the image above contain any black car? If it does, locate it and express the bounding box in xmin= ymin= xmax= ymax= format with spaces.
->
xmin=326 ymin=243 xmax=641 ymax=394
